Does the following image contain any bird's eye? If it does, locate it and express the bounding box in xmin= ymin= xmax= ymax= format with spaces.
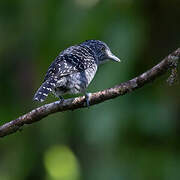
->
xmin=101 ymin=46 xmax=106 ymax=51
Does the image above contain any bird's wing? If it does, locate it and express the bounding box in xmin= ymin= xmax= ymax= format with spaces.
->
xmin=43 ymin=46 xmax=96 ymax=82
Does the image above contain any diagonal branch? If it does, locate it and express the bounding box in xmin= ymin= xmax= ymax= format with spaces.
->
xmin=0 ymin=48 xmax=180 ymax=138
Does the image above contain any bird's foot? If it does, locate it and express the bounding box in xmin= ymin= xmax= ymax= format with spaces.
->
xmin=84 ymin=93 xmax=91 ymax=108
xmin=59 ymin=96 xmax=64 ymax=103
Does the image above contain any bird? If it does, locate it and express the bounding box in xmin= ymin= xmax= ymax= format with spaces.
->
xmin=33 ymin=40 xmax=120 ymax=106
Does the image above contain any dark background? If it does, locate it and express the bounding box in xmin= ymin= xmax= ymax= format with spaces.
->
xmin=0 ymin=0 xmax=180 ymax=180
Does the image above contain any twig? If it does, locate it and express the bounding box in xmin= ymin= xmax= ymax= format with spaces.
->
xmin=0 ymin=48 xmax=180 ymax=138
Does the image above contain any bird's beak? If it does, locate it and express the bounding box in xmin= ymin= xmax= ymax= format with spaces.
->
xmin=106 ymin=49 xmax=121 ymax=62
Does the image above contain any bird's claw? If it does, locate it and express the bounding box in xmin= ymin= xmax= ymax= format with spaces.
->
xmin=59 ymin=96 xmax=64 ymax=103
xmin=84 ymin=93 xmax=91 ymax=108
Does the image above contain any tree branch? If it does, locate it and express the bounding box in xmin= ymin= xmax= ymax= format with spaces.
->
xmin=0 ymin=48 xmax=180 ymax=138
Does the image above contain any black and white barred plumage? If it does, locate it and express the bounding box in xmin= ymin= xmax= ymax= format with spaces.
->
xmin=33 ymin=40 xmax=120 ymax=103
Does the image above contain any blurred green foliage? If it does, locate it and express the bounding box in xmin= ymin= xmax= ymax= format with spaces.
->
xmin=0 ymin=0 xmax=180 ymax=180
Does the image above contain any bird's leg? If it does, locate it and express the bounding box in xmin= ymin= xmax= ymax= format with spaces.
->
xmin=84 ymin=92 xmax=91 ymax=107
xmin=58 ymin=95 xmax=64 ymax=103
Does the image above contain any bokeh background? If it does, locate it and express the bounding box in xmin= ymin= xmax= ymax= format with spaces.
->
xmin=0 ymin=0 xmax=180 ymax=180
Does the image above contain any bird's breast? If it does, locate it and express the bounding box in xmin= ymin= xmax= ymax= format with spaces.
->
xmin=67 ymin=65 xmax=97 ymax=94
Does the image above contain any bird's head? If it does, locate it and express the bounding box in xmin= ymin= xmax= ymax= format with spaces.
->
xmin=83 ymin=40 xmax=121 ymax=64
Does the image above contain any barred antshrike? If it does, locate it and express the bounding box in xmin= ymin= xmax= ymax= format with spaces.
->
xmin=33 ymin=40 xmax=120 ymax=106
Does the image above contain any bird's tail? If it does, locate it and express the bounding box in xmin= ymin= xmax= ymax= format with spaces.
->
xmin=33 ymin=78 xmax=57 ymax=102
